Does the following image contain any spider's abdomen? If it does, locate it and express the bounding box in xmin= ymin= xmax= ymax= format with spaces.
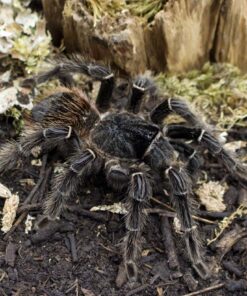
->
xmin=90 ymin=113 xmax=159 ymax=159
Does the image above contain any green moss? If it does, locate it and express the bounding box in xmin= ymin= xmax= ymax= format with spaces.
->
xmin=155 ymin=63 xmax=247 ymax=130
xmin=126 ymin=0 xmax=165 ymax=22
xmin=5 ymin=107 xmax=24 ymax=134
xmin=84 ymin=0 xmax=125 ymax=24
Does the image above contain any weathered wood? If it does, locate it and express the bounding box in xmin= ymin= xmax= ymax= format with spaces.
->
xmin=42 ymin=0 xmax=66 ymax=46
xmin=214 ymin=0 xmax=247 ymax=72
xmin=63 ymin=0 xmax=147 ymax=75
xmin=145 ymin=0 xmax=223 ymax=73
xmin=41 ymin=0 xmax=247 ymax=74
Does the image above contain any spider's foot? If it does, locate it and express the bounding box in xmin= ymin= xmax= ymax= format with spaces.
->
xmin=193 ymin=261 xmax=210 ymax=279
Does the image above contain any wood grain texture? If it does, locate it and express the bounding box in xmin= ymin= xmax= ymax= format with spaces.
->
xmin=41 ymin=0 xmax=247 ymax=74
xmin=214 ymin=0 xmax=247 ymax=72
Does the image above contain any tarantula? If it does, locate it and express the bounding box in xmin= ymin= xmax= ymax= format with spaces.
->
xmin=0 ymin=56 xmax=246 ymax=282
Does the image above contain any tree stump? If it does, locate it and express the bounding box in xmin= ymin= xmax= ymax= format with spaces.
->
xmin=41 ymin=0 xmax=247 ymax=74
xmin=214 ymin=0 xmax=247 ymax=72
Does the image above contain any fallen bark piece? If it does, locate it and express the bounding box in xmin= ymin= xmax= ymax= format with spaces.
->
xmin=214 ymin=226 xmax=247 ymax=259
xmin=1 ymin=193 xmax=19 ymax=233
xmin=225 ymin=279 xmax=247 ymax=292
xmin=222 ymin=260 xmax=243 ymax=277
xmin=31 ymin=220 xmax=74 ymax=244
xmin=5 ymin=242 xmax=18 ymax=267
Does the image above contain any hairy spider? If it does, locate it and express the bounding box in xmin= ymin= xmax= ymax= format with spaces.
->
xmin=0 ymin=56 xmax=246 ymax=282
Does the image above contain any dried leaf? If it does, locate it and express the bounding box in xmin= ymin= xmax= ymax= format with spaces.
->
xmin=0 ymin=182 xmax=12 ymax=199
xmin=81 ymin=288 xmax=95 ymax=296
xmin=196 ymin=181 xmax=227 ymax=212
xmin=90 ymin=202 xmax=127 ymax=214
xmin=141 ymin=249 xmax=151 ymax=257
xmin=1 ymin=193 xmax=19 ymax=233
xmin=24 ymin=214 xmax=35 ymax=234
xmin=224 ymin=141 xmax=247 ymax=152
xmin=19 ymin=178 xmax=35 ymax=187
xmin=31 ymin=159 xmax=42 ymax=167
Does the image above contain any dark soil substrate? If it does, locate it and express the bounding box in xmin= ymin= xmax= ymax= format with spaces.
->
xmin=0 ymin=127 xmax=247 ymax=296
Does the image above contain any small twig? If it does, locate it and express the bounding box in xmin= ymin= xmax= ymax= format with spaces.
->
xmin=146 ymin=208 xmax=175 ymax=217
xmin=197 ymin=210 xmax=230 ymax=220
xmin=151 ymin=197 xmax=174 ymax=211
xmin=150 ymin=197 xmax=216 ymax=224
xmin=4 ymin=155 xmax=48 ymax=240
xmin=65 ymin=278 xmax=79 ymax=294
xmin=67 ymin=233 xmax=78 ymax=263
xmin=126 ymin=284 xmax=150 ymax=296
xmin=99 ymin=242 xmax=118 ymax=254
xmin=32 ymin=166 xmax=52 ymax=204
xmin=4 ymin=211 xmax=27 ymax=241
xmin=182 ymin=283 xmax=224 ymax=296
xmin=161 ymin=216 xmax=180 ymax=270
xmin=17 ymin=203 xmax=42 ymax=214
xmin=67 ymin=206 xmax=109 ymax=222
xmin=24 ymin=154 xmax=48 ymax=205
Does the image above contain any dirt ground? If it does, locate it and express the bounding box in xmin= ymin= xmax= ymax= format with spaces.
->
xmin=0 ymin=124 xmax=247 ymax=296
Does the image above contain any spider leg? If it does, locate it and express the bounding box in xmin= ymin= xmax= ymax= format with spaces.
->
xmin=167 ymin=125 xmax=247 ymax=181
xmin=44 ymin=148 xmax=102 ymax=219
xmin=124 ymin=169 xmax=151 ymax=282
xmin=105 ymin=160 xmax=151 ymax=282
xmin=144 ymin=133 xmax=209 ymax=279
xmin=0 ymin=125 xmax=79 ymax=174
xmin=127 ymin=76 xmax=157 ymax=114
xmin=22 ymin=56 xmax=115 ymax=112
xmin=105 ymin=160 xmax=130 ymax=191
xmin=165 ymin=166 xmax=208 ymax=278
xmin=150 ymin=97 xmax=204 ymax=127
xmin=169 ymin=140 xmax=203 ymax=176
xmin=22 ymin=65 xmax=75 ymax=88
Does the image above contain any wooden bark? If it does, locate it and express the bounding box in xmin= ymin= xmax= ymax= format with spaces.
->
xmin=62 ymin=0 xmax=147 ymax=75
xmin=145 ymin=0 xmax=223 ymax=73
xmin=41 ymin=0 xmax=247 ymax=74
xmin=42 ymin=0 xmax=66 ymax=46
xmin=214 ymin=0 xmax=247 ymax=72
